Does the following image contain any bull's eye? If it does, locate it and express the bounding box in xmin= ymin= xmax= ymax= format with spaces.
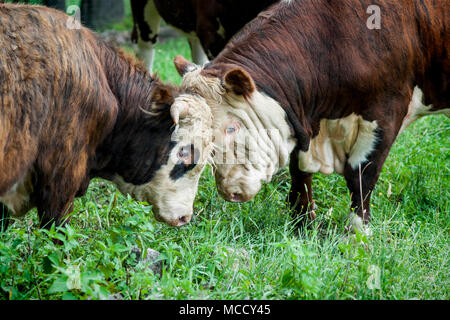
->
xmin=225 ymin=123 xmax=239 ymax=135
xmin=178 ymin=147 xmax=190 ymax=161
xmin=226 ymin=126 xmax=235 ymax=134
xmin=170 ymin=144 xmax=198 ymax=180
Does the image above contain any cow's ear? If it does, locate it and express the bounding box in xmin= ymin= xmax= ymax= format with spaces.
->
xmin=174 ymin=55 xmax=198 ymax=76
xmin=223 ymin=68 xmax=255 ymax=97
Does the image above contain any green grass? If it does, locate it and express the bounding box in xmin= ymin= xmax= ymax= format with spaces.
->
xmin=1 ymin=37 xmax=449 ymax=300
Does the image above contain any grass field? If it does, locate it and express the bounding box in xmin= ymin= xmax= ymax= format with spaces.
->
xmin=0 ymin=33 xmax=449 ymax=300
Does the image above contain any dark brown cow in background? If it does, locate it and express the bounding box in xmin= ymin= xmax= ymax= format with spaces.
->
xmin=175 ymin=0 xmax=449 ymax=235
xmin=0 ymin=4 xmax=214 ymax=230
xmin=130 ymin=0 xmax=279 ymax=73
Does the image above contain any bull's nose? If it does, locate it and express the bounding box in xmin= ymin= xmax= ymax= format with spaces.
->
xmin=230 ymin=193 xmax=243 ymax=203
xmin=167 ymin=214 xmax=192 ymax=227
xmin=177 ymin=214 xmax=192 ymax=226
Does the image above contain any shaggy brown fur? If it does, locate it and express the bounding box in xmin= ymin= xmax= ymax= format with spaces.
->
xmin=0 ymin=3 xmax=210 ymax=229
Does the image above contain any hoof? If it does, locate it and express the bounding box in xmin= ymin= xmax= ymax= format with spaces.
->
xmin=292 ymin=200 xmax=318 ymax=229
xmin=308 ymin=201 xmax=318 ymax=220
xmin=346 ymin=213 xmax=373 ymax=237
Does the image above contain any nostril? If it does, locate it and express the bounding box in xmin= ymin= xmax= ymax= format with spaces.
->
xmin=179 ymin=216 xmax=187 ymax=223
xmin=230 ymin=193 xmax=243 ymax=202
xmin=178 ymin=215 xmax=191 ymax=226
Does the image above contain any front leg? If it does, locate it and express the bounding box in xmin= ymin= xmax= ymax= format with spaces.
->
xmin=131 ymin=0 xmax=161 ymax=73
xmin=288 ymin=151 xmax=316 ymax=227
xmin=195 ymin=5 xmax=228 ymax=59
xmin=187 ymin=36 xmax=209 ymax=66
xmin=36 ymin=189 xmax=75 ymax=230
xmin=34 ymin=167 xmax=87 ymax=229
xmin=1 ymin=203 xmax=11 ymax=232
xmin=343 ymin=121 xmax=398 ymax=236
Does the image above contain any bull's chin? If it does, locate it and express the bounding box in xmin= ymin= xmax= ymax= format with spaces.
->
xmin=218 ymin=189 xmax=257 ymax=203
xmin=228 ymin=198 xmax=246 ymax=203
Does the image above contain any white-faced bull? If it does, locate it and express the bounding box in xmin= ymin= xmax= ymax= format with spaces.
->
xmin=175 ymin=0 xmax=449 ymax=234
xmin=0 ymin=4 xmax=213 ymax=230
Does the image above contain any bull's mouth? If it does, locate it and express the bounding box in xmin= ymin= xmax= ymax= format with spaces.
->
xmin=228 ymin=193 xmax=244 ymax=203
xmin=217 ymin=187 xmax=255 ymax=203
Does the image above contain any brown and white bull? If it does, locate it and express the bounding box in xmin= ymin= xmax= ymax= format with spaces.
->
xmin=0 ymin=4 xmax=213 ymax=230
xmin=175 ymin=0 xmax=449 ymax=234
xmin=130 ymin=0 xmax=279 ymax=73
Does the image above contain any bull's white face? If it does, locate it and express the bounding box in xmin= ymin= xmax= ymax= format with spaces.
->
xmin=210 ymin=90 xmax=295 ymax=202
xmin=175 ymin=57 xmax=296 ymax=203
xmin=115 ymin=94 xmax=214 ymax=226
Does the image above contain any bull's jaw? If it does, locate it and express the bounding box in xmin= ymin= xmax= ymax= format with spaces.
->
xmin=214 ymin=165 xmax=267 ymax=203
xmin=112 ymin=171 xmax=196 ymax=227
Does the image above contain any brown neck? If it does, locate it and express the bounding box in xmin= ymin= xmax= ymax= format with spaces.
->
xmin=89 ymin=38 xmax=177 ymax=184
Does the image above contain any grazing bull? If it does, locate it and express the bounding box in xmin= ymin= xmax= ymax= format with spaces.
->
xmin=0 ymin=4 xmax=213 ymax=230
xmin=175 ymin=0 xmax=449 ymax=234
xmin=130 ymin=0 xmax=279 ymax=73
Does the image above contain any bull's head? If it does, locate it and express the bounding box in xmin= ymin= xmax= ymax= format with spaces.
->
xmin=174 ymin=56 xmax=296 ymax=203
xmin=113 ymin=86 xmax=214 ymax=227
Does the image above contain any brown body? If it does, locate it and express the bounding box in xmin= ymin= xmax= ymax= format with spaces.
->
xmin=0 ymin=4 xmax=213 ymax=229
xmin=175 ymin=0 xmax=449 ymax=231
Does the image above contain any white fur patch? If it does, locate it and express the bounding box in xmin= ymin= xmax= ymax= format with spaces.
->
xmin=347 ymin=117 xmax=378 ymax=169
xmin=0 ymin=171 xmax=34 ymax=218
xmin=399 ymin=86 xmax=450 ymax=134
xmin=298 ymin=114 xmax=378 ymax=175
xmin=136 ymin=0 xmax=161 ymax=73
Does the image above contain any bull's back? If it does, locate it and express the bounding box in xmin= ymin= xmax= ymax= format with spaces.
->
xmin=224 ymin=0 xmax=447 ymax=117
xmin=414 ymin=0 xmax=449 ymax=109
xmin=0 ymin=4 xmax=116 ymax=195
